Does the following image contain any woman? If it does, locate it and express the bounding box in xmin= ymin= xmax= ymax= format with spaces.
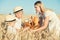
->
xmin=33 ymin=1 xmax=60 ymax=40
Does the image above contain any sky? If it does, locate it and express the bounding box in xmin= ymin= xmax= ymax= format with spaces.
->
xmin=0 ymin=0 xmax=60 ymax=15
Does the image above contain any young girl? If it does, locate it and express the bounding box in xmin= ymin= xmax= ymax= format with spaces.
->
xmin=5 ymin=15 xmax=19 ymax=40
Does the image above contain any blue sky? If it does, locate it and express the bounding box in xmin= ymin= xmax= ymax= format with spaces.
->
xmin=0 ymin=0 xmax=60 ymax=15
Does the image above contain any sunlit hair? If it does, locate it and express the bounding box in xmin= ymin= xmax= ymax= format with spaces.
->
xmin=34 ymin=1 xmax=45 ymax=14
xmin=34 ymin=1 xmax=42 ymax=5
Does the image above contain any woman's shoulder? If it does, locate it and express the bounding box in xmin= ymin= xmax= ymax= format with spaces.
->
xmin=45 ymin=9 xmax=55 ymax=14
xmin=45 ymin=9 xmax=53 ymax=13
xmin=44 ymin=9 xmax=56 ymax=16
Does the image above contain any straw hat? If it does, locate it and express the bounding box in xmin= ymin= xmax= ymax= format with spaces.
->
xmin=13 ymin=6 xmax=23 ymax=13
xmin=5 ymin=15 xmax=16 ymax=22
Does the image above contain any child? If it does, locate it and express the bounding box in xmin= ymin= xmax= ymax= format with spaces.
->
xmin=5 ymin=15 xmax=18 ymax=40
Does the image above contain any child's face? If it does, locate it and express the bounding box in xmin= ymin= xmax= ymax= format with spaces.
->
xmin=15 ymin=11 xmax=23 ymax=19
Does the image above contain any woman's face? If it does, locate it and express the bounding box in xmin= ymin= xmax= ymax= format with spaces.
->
xmin=34 ymin=5 xmax=41 ymax=13
xmin=15 ymin=11 xmax=23 ymax=19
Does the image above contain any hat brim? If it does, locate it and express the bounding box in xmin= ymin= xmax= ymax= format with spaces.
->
xmin=5 ymin=19 xmax=16 ymax=22
xmin=14 ymin=9 xmax=23 ymax=13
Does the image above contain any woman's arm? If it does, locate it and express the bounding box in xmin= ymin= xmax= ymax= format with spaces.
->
xmin=33 ymin=16 xmax=49 ymax=32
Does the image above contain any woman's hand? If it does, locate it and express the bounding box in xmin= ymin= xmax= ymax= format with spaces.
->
xmin=30 ymin=28 xmax=40 ymax=33
xmin=23 ymin=27 xmax=30 ymax=32
xmin=32 ymin=29 xmax=38 ymax=32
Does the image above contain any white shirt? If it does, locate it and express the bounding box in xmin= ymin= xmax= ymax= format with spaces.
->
xmin=14 ymin=18 xmax=22 ymax=29
xmin=7 ymin=26 xmax=16 ymax=34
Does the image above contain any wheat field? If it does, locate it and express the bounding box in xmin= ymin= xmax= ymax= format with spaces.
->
xmin=0 ymin=14 xmax=60 ymax=40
